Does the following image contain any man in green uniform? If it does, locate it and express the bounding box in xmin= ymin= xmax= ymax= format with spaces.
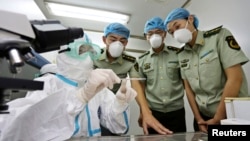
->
xmin=93 ymin=22 xmax=136 ymax=135
xmin=164 ymin=8 xmax=249 ymax=133
xmin=94 ymin=22 xmax=136 ymax=94
xmin=130 ymin=17 xmax=186 ymax=135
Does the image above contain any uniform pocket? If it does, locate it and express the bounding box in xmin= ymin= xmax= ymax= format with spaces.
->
xmin=200 ymin=52 xmax=220 ymax=77
xmin=166 ymin=62 xmax=180 ymax=80
xmin=142 ymin=67 xmax=154 ymax=85
xmin=180 ymin=60 xmax=196 ymax=79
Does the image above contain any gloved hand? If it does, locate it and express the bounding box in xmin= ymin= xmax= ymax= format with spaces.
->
xmin=77 ymin=69 xmax=121 ymax=103
xmin=116 ymin=79 xmax=137 ymax=103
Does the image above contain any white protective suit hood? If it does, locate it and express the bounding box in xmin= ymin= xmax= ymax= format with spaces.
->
xmin=56 ymin=52 xmax=93 ymax=84
xmin=56 ymin=34 xmax=100 ymax=84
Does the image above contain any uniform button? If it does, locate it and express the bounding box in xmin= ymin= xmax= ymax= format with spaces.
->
xmin=163 ymin=99 xmax=166 ymax=102
xmin=161 ymin=88 xmax=165 ymax=90
xmin=159 ymin=66 xmax=162 ymax=69
xmin=202 ymin=102 xmax=205 ymax=104
xmin=194 ymin=64 xmax=197 ymax=67
xmin=160 ymin=77 xmax=163 ymax=79
xmin=196 ymin=77 xmax=199 ymax=80
xmin=206 ymin=59 xmax=209 ymax=62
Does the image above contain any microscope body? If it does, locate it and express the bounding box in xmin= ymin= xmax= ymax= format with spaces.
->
xmin=0 ymin=10 xmax=83 ymax=113
xmin=0 ymin=39 xmax=44 ymax=113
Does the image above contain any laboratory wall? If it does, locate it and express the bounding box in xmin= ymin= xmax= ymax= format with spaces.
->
xmin=1 ymin=0 xmax=250 ymax=136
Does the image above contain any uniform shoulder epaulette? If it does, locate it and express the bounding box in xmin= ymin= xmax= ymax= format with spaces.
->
xmin=176 ymin=47 xmax=184 ymax=54
xmin=167 ymin=46 xmax=181 ymax=52
xmin=203 ymin=25 xmax=223 ymax=38
xmin=139 ymin=51 xmax=150 ymax=59
xmin=122 ymin=54 xmax=136 ymax=63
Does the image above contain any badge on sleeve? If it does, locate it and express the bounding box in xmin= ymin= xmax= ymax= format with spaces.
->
xmin=144 ymin=63 xmax=151 ymax=70
xmin=134 ymin=63 xmax=139 ymax=72
xmin=225 ymin=36 xmax=240 ymax=50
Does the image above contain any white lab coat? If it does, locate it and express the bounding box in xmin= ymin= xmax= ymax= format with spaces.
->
xmin=0 ymin=73 xmax=130 ymax=141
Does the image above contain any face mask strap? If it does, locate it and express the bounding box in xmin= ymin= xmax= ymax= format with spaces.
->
xmin=171 ymin=20 xmax=189 ymax=37
xmin=184 ymin=20 xmax=196 ymax=34
xmin=186 ymin=19 xmax=196 ymax=33
xmin=191 ymin=29 xmax=197 ymax=33
xmin=185 ymin=20 xmax=189 ymax=29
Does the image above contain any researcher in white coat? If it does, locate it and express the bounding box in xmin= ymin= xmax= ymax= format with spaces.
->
xmin=0 ymin=35 xmax=137 ymax=141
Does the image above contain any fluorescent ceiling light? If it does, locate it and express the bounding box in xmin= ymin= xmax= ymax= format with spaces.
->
xmin=45 ymin=2 xmax=130 ymax=24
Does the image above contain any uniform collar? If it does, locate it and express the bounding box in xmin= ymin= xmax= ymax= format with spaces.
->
xmin=184 ymin=30 xmax=205 ymax=50
xmin=149 ymin=45 xmax=168 ymax=56
xmin=195 ymin=30 xmax=205 ymax=46
xmin=98 ymin=47 xmax=123 ymax=64
xmin=98 ymin=48 xmax=108 ymax=61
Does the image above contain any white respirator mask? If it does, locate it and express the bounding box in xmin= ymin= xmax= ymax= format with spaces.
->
xmin=108 ymin=41 xmax=124 ymax=58
xmin=173 ymin=21 xmax=195 ymax=44
xmin=149 ymin=34 xmax=162 ymax=48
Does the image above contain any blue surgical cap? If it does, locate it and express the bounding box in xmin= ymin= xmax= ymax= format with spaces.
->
xmin=164 ymin=8 xmax=199 ymax=30
xmin=104 ymin=23 xmax=130 ymax=39
xmin=144 ymin=16 xmax=165 ymax=33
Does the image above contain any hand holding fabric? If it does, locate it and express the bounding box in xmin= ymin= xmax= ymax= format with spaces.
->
xmin=77 ymin=69 xmax=120 ymax=103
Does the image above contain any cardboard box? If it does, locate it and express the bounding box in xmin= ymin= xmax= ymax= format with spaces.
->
xmin=221 ymin=118 xmax=250 ymax=125
xmin=224 ymin=97 xmax=250 ymax=120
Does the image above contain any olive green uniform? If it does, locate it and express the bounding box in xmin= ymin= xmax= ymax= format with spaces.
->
xmin=130 ymin=45 xmax=184 ymax=113
xmin=94 ymin=48 xmax=136 ymax=93
xmin=177 ymin=26 xmax=249 ymax=117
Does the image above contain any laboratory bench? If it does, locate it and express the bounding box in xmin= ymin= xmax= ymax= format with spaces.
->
xmin=68 ymin=132 xmax=207 ymax=141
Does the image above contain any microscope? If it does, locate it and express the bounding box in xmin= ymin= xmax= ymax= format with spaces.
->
xmin=0 ymin=10 xmax=84 ymax=113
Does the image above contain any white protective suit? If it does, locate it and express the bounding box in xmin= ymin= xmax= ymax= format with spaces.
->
xmin=0 ymin=41 xmax=137 ymax=141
